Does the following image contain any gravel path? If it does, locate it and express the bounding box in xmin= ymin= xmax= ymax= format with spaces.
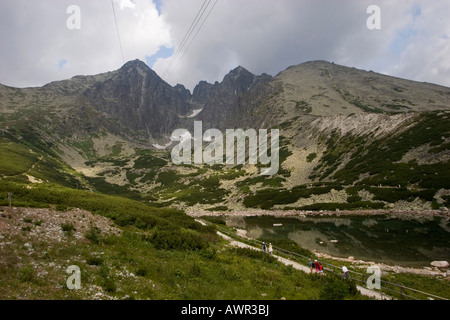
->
xmin=214 ymin=229 xmax=393 ymax=300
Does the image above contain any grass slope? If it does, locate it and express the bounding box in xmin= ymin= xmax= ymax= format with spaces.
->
xmin=0 ymin=182 xmax=365 ymax=300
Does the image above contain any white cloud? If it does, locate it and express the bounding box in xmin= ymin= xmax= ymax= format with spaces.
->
xmin=0 ymin=0 xmax=449 ymax=91
xmin=0 ymin=0 xmax=171 ymax=87
xmin=382 ymin=1 xmax=450 ymax=86
xmin=118 ymin=0 xmax=136 ymax=10
xmin=153 ymin=0 xmax=450 ymax=90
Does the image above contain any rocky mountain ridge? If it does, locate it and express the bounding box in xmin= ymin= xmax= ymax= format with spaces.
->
xmin=0 ymin=60 xmax=449 ymax=212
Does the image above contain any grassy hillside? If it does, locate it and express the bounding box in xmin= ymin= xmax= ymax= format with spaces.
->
xmin=2 ymin=111 xmax=449 ymax=213
xmin=0 ymin=182 xmax=365 ymax=300
xmin=239 ymin=111 xmax=450 ymax=211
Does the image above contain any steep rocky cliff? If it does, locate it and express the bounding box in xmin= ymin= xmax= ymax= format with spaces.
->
xmin=1 ymin=60 xmax=449 ymax=212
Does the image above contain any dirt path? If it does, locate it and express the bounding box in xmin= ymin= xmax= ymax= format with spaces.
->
xmin=214 ymin=229 xmax=392 ymax=300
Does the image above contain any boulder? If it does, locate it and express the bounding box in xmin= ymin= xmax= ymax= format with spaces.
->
xmin=431 ymin=261 xmax=449 ymax=268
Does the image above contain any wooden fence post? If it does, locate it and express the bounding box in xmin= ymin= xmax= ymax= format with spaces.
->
xmin=8 ymin=192 xmax=12 ymax=207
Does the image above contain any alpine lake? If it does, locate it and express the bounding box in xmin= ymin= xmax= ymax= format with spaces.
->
xmin=217 ymin=213 xmax=450 ymax=267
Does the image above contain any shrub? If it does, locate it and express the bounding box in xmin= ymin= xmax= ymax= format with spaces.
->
xmin=347 ymin=195 xmax=362 ymax=203
xmin=299 ymin=201 xmax=385 ymax=211
xmin=61 ymin=222 xmax=75 ymax=232
xmin=189 ymin=263 xmax=202 ymax=278
xmin=150 ymin=229 xmax=208 ymax=251
xmin=206 ymin=206 xmax=229 ymax=212
xmin=228 ymin=247 xmax=277 ymax=264
xmin=319 ymin=276 xmax=358 ymax=300
xmin=306 ymin=153 xmax=317 ymax=162
xmin=136 ymin=266 xmax=148 ymax=277
xmin=56 ymin=204 xmax=69 ymax=212
xmin=202 ymin=216 xmax=227 ymax=225
xmin=155 ymin=208 xmax=202 ymax=230
xmin=133 ymin=154 xmax=167 ymax=169
xmin=17 ymin=265 xmax=34 ymax=283
xmin=156 ymin=171 xmax=180 ymax=187
xmin=34 ymin=220 xmax=43 ymax=226
xmin=99 ymin=265 xmax=116 ymax=293
xmin=140 ymin=170 xmax=157 ymax=183
xmin=199 ymin=247 xmax=217 ymax=260
xmin=174 ymin=269 xmax=185 ymax=278
xmin=114 ymin=212 xmax=158 ymax=230
xmin=86 ymin=256 xmax=103 ymax=266
xmin=243 ymin=185 xmax=344 ymax=209
xmin=85 ymin=225 xmax=102 ymax=244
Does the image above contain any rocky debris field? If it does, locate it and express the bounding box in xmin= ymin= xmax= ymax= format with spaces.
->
xmin=0 ymin=206 xmax=121 ymax=244
xmin=0 ymin=206 xmax=125 ymax=300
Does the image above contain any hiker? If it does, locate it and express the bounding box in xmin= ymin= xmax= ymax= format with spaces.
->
xmin=314 ymin=260 xmax=319 ymax=272
xmin=308 ymin=259 xmax=314 ymax=273
xmin=342 ymin=266 xmax=349 ymax=279
xmin=268 ymin=243 xmax=273 ymax=254
xmin=262 ymin=242 xmax=267 ymax=252
xmin=318 ymin=263 xmax=324 ymax=275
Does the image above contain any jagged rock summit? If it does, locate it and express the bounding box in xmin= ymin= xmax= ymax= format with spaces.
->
xmin=0 ymin=59 xmax=449 ymax=214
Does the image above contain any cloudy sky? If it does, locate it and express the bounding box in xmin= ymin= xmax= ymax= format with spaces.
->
xmin=0 ymin=0 xmax=449 ymax=91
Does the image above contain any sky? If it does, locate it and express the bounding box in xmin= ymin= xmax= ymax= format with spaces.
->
xmin=0 ymin=0 xmax=449 ymax=91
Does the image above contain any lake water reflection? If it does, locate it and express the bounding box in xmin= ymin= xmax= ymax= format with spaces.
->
xmin=222 ymin=214 xmax=450 ymax=267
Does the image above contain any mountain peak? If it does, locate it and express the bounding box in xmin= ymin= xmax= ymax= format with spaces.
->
xmin=120 ymin=59 xmax=150 ymax=71
xmin=223 ymin=66 xmax=255 ymax=84
xmin=229 ymin=65 xmax=252 ymax=76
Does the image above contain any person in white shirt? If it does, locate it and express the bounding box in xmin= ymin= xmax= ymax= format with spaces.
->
xmin=342 ymin=266 xmax=349 ymax=279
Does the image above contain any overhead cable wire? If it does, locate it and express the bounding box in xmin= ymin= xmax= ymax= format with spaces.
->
xmin=111 ymin=0 xmax=125 ymax=64
xmin=163 ymin=0 xmax=218 ymax=80
xmin=164 ymin=0 xmax=209 ymax=76
xmin=178 ymin=0 xmax=219 ymax=62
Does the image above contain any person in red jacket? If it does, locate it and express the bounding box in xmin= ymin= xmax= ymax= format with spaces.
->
xmin=318 ymin=263 xmax=324 ymax=275
xmin=314 ymin=260 xmax=319 ymax=272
